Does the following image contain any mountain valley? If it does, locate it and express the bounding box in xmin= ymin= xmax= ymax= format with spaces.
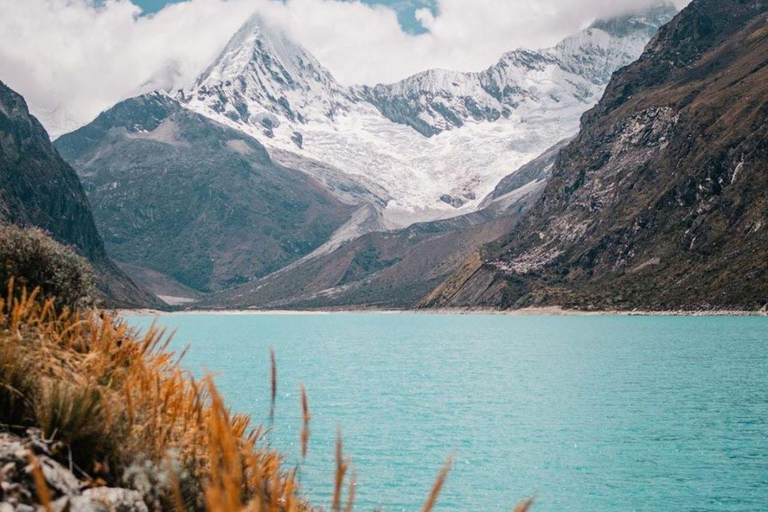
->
xmin=53 ymin=4 xmax=677 ymax=303
xmin=4 ymin=0 xmax=764 ymax=312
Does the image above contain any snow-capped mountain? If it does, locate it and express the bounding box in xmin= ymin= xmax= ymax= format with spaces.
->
xmin=183 ymin=14 xmax=351 ymax=132
xmin=356 ymin=4 xmax=678 ymax=137
xmin=179 ymin=4 xmax=676 ymax=227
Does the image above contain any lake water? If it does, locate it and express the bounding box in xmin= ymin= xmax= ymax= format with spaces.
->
xmin=123 ymin=313 xmax=768 ymax=512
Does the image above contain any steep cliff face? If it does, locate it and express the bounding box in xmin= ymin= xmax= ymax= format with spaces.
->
xmin=425 ymin=0 xmax=768 ymax=311
xmin=0 ymin=81 xmax=162 ymax=308
xmin=55 ymin=93 xmax=357 ymax=294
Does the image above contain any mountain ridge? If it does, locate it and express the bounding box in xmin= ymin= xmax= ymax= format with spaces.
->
xmin=356 ymin=4 xmax=678 ymax=137
xmin=54 ymin=92 xmax=359 ymax=294
xmin=174 ymin=5 xmax=675 ymax=222
xmin=422 ymin=0 xmax=768 ymax=312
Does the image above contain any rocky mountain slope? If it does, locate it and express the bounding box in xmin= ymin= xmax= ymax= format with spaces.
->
xmin=423 ymin=0 xmax=768 ymax=312
xmin=198 ymin=157 xmax=548 ymax=310
xmin=179 ymin=6 xmax=674 ymax=221
xmin=55 ymin=93 xmax=360 ymax=295
xmin=0 ymin=81 xmax=162 ymax=308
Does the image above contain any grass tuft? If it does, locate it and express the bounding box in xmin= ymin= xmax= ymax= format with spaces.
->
xmin=422 ymin=454 xmax=453 ymax=512
xmin=0 ymin=286 xmax=309 ymax=512
xmin=299 ymin=384 xmax=310 ymax=460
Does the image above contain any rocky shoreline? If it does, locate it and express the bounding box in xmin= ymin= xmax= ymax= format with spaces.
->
xmin=119 ymin=306 xmax=768 ymax=317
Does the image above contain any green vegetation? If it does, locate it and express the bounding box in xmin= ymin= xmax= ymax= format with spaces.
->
xmin=0 ymin=225 xmax=94 ymax=309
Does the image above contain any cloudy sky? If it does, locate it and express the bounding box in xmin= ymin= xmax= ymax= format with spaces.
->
xmin=0 ymin=0 xmax=689 ymax=136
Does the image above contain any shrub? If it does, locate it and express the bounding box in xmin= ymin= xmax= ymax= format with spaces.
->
xmin=0 ymin=225 xmax=94 ymax=309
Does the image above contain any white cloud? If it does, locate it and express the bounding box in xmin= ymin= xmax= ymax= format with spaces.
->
xmin=0 ymin=0 xmax=691 ymax=136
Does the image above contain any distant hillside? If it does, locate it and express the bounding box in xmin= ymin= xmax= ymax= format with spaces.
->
xmin=200 ymin=169 xmax=546 ymax=310
xmin=0 ymin=80 xmax=162 ymax=308
xmin=424 ymin=0 xmax=768 ymax=312
xmin=55 ymin=93 xmax=358 ymax=294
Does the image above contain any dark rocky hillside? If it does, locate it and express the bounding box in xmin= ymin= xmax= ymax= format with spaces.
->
xmin=0 ymin=80 xmax=162 ymax=308
xmin=55 ymin=93 xmax=356 ymax=294
xmin=201 ymin=177 xmax=545 ymax=310
xmin=424 ymin=0 xmax=768 ymax=311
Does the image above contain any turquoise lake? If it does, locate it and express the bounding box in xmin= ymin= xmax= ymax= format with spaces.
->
xmin=123 ymin=313 xmax=768 ymax=512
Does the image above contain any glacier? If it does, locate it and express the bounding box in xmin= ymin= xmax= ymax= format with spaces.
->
xmin=179 ymin=5 xmax=677 ymax=229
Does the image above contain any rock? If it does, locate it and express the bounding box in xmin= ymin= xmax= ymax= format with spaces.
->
xmin=50 ymin=496 xmax=109 ymax=512
xmin=426 ymin=0 xmax=768 ymax=312
xmin=0 ymin=433 xmax=149 ymax=512
xmin=31 ymin=456 xmax=81 ymax=496
xmin=82 ymin=488 xmax=148 ymax=512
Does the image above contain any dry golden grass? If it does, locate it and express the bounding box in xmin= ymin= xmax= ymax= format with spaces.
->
xmin=0 ymin=284 xmax=307 ymax=512
xmin=270 ymin=348 xmax=277 ymax=424
xmin=0 ymin=281 xmax=534 ymax=512
xmin=422 ymin=455 xmax=453 ymax=512
xmin=28 ymin=452 xmax=54 ymax=512
xmin=299 ymin=384 xmax=310 ymax=460
xmin=513 ymin=497 xmax=535 ymax=512
xmin=331 ymin=432 xmax=351 ymax=512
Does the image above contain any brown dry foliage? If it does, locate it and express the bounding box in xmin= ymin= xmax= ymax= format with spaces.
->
xmin=299 ymin=385 xmax=310 ymax=460
xmin=0 ymin=285 xmax=307 ymax=512
xmin=422 ymin=455 xmax=453 ymax=512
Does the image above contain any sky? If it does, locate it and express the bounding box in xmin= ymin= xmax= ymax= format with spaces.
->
xmin=131 ymin=0 xmax=436 ymax=32
xmin=0 ymin=0 xmax=690 ymax=136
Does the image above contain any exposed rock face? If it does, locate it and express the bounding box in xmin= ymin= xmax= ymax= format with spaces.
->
xmin=55 ymin=93 xmax=357 ymax=293
xmin=0 ymin=430 xmax=148 ymax=512
xmin=424 ymin=0 xmax=768 ymax=311
xmin=0 ymin=81 xmax=162 ymax=308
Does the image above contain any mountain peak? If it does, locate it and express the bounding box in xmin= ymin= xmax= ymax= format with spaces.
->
xmin=194 ymin=14 xmax=316 ymax=88
xmin=182 ymin=14 xmax=348 ymax=129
